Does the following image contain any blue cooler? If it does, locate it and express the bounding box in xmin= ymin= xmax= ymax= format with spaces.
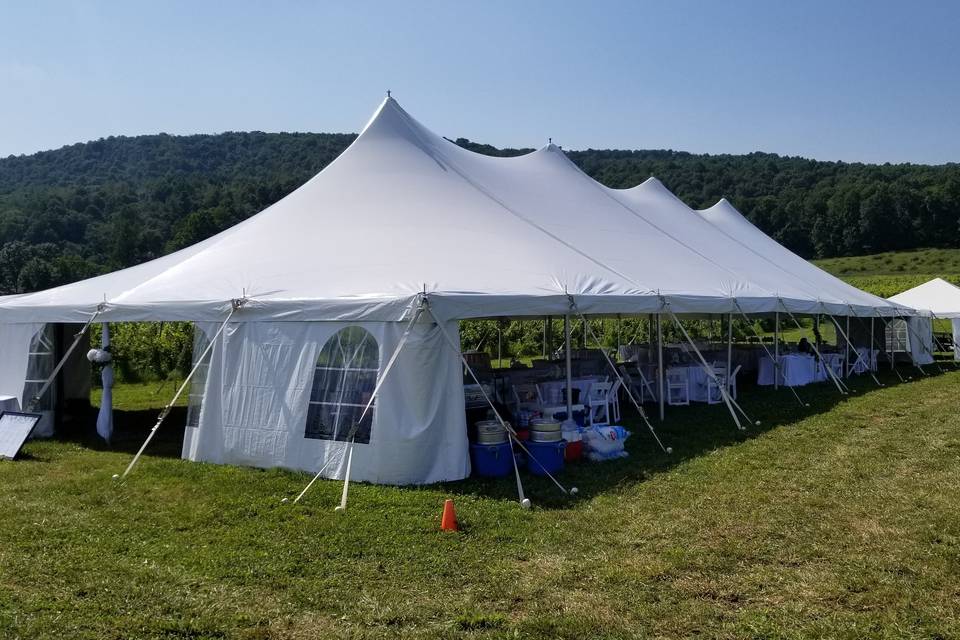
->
xmin=525 ymin=440 xmax=566 ymax=477
xmin=470 ymin=441 xmax=513 ymax=477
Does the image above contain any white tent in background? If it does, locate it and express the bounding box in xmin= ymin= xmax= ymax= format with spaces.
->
xmin=889 ymin=278 xmax=960 ymax=361
xmin=0 ymin=97 xmax=911 ymax=484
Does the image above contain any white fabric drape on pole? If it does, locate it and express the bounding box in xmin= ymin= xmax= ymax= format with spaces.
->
xmin=96 ymin=323 xmax=113 ymax=444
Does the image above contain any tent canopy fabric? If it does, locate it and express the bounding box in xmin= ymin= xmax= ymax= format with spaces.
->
xmin=696 ymin=199 xmax=905 ymax=317
xmin=0 ymin=97 xmax=908 ymax=324
xmin=888 ymin=278 xmax=960 ymax=319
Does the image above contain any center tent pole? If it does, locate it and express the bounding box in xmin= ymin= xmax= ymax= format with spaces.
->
xmin=564 ymin=314 xmax=573 ymax=424
xmin=657 ymin=312 xmax=665 ymax=421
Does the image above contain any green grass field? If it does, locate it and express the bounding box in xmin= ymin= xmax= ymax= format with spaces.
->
xmin=3 ymin=366 xmax=960 ymax=639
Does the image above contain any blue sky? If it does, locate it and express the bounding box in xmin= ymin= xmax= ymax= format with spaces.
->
xmin=1 ymin=0 xmax=958 ymax=163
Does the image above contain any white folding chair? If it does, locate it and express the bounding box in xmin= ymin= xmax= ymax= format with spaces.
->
xmin=511 ymin=383 xmax=543 ymax=413
xmin=586 ymin=381 xmax=612 ymax=425
xmin=609 ymin=378 xmax=622 ymax=422
xmin=706 ymin=367 xmax=725 ymax=405
xmin=708 ymin=364 xmax=742 ymax=403
xmin=666 ymin=368 xmax=690 ymax=406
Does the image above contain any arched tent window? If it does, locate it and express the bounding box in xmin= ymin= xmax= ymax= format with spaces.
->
xmin=305 ymin=327 xmax=379 ymax=444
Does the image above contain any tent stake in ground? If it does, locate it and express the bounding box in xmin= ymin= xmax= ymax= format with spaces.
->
xmin=294 ymin=299 xmax=427 ymax=507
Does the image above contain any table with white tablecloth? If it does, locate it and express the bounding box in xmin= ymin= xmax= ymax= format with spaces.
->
xmin=851 ymin=347 xmax=878 ymax=374
xmin=758 ymin=354 xmax=818 ymax=387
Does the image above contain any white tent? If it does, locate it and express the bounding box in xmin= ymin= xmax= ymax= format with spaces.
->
xmin=696 ymin=199 xmax=902 ymax=317
xmin=697 ymin=198 xmax=926 ymax=366
xmin=0 ymin=97 xmax=912 ymax=484
xmin=889 ymin=278 xmax=960 ymax=361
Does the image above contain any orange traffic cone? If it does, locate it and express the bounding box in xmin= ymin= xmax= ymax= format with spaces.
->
xmin=440 ymin=498 xmax=458 ymax=532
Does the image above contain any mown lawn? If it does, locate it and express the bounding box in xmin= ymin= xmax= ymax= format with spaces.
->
xmin=2 ymin=367 xmax=960 ymax=639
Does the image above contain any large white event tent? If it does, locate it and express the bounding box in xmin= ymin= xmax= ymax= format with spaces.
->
xmin=0 ymin=97 xmax=911 ymax=484
xmin=697 ymin=198 xmax=933 ymax=366
xmin=889 ymin=278 xmax=960 ymax=361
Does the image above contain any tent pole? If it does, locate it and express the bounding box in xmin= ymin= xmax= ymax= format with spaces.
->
xmin=734 ymin=302 xmax=807 ymax=408
xmin=815 ymin=315 xmax=822 ymax=355
xmin=426 ymin=305 xmax=571 ymax=501
xmin=668 ymin=310 xmax=753 ymax=430
xmin=571 ymin=301 xmax=671 ymax=453
xmin=870 ymin=317 xmax=875 ymax=372
xmin=657 ymin=313 xmax=665 ymax=421
xmin=542 ymin=317 xmax=547 ymax=358
xmin=647 ymin=314 xmax=654 ymax=363
xmin=564 ymin=314 xmax=573 ymax=423
xmin=783 ymin=305 xmax=847 ymax=394
xmin=726 ymin=312 xmax=733 ymax=392
xmin=616 ymin=314 xmax=622 ymax=357
xmin=845 ymin=315 xmax=851 ymax=378
xmin=774 ymin=311 xmax=780 ymax=390
xmin=497 ymin=320 xmax=502 ymax=368
xmin=121 ymin=300 xmax=241 ymax=480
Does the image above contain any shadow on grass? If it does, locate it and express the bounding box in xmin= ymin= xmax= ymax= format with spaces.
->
xmin=437 ymin=364 xmax=957 ymax=509
xmin=59 ymin=406 xmax=188 ymax=459
xmin=55 ymin=364 xmax=957 ymax=509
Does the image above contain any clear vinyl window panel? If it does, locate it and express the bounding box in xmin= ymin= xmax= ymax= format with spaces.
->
xmin=23 ymin=325 xmax=55 ymax=411
xmin=885 ymin=319 xmax=909 ymax=353
xmin=185 ymin=326 xmax=211 ymax=428
xmin=305 ymin=327 xmax=380 ymax=444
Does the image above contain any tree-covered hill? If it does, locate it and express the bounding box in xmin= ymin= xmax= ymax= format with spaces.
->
xmin=1 ymin=131 xmax=958 ymax=295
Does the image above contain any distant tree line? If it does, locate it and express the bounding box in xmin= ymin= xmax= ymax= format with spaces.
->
xmin=0 ymin=131 xmax=958 ymax=295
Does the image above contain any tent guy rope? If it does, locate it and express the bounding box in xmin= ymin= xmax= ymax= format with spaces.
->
xmin=424 ymin=300 xmax=575 ymax=504
xmin=569 ymin=297 xmax=672 ymax=454
xmin=292 ymin=300 xmax=427 ymax=507
xmin=118 ymin=298 xmax=244 ymax=481
xmin=733 ymin=300 xmax=809 ymax=408
xmin=26 ymin=304 xmax=104 ymax=412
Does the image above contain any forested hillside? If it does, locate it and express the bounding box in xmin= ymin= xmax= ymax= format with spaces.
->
xmin=1 ymin=131 xmax=959 ymax=295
